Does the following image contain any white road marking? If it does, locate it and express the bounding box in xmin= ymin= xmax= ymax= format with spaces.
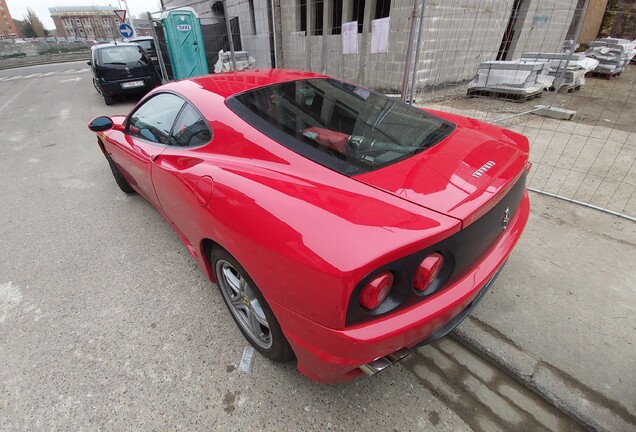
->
xmin=0 ymin=80 xmax=33 ymax=113
xmin=59 ymin=76 xmax=82 ymax=83
xmin=22 ymin=73 xmax=42 ymax=79
xmin=0 ymin=77 xmax=9 ymax=82
xmin=62 ymin=69 xmax=75 ymax=73
xmin=41 ymin=71 xmax=56 ymax=76
xmin=5 ymin=75 xmax=23 ymax=81
xmin=0 ymin=281 xmax=22 ymax=324
xmin=59 ymin=108 xmax=70 ymax=121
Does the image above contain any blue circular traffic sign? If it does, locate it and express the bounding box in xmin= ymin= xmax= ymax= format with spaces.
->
xmin=119 ymin=23 xmax=134 ymax=38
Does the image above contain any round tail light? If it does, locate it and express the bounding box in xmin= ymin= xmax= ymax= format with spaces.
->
xmin=414 ymin=252 xmax=444 ymax=294
xmin=359 ymin=272 xmax=394 ymax=310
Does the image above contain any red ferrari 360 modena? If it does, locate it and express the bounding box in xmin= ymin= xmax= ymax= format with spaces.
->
xmin=88 ymin=69 xmax=530 ymax=383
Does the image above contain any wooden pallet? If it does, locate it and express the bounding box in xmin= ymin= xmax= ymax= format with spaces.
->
xmin=467 ymin=88 xmax=542 ymax=102
xmin=585 ymin=70 xmax=622 ymax=80
xmin=549 ymin=84 xmax=582 ymax=93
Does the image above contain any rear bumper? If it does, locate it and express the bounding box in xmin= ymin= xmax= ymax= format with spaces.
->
xmin=98 ymin=76 xmax=160 ymax=96
xmin=269 ymin=190 xmax=530 ymax=383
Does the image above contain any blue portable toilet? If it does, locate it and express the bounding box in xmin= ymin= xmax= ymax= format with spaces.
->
xmin=161 ymin=8 xmax=209 ymax=79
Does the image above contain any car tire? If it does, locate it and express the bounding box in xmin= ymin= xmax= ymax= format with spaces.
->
xmin=103 ymin=94 xmax=114 ymax=106
xmin=104 ymin=152 xmax=134 ymax=193
xmin=211 ymin=247 xmax=294 ymax=362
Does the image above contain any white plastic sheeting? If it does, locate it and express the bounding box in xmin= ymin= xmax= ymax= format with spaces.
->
xmin=214 ymin=50 xmax=256 ymax=72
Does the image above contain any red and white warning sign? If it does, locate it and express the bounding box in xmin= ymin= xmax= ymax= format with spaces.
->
xmin=114 ymin=9 xmax=127 ymax=23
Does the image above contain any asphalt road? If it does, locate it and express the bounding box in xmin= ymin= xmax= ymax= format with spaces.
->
xmin=0 ymin=65 xmax=476 ymax=431
xmin=0 ymin=60 xmax=91 ymax=81
xmin=0 ymin=65 xmax=582 ymax=431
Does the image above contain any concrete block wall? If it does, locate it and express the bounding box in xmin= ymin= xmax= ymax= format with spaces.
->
xmin=279 ymin=0 xmax=415 ymax=91
xmin=507 ymin=0 xmax=578 ymax=59
xmin=226 ymin=0 xmax=273 ymax=68
xmin=413 ymin=0 xmax=515 ymax=88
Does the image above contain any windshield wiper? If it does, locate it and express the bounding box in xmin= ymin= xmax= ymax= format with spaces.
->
xmin=105 ymin=62 xmax=127 ymax=65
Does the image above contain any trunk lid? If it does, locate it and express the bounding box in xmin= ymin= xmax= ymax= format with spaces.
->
xmin=355 ymin=111 xmax=529 ymax=227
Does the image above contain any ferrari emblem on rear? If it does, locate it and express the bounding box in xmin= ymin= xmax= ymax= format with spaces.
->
xmin=502 ymin=207 xmax=510 ymax=229
xmin=472 ymin=160 xmax=496 ymax=178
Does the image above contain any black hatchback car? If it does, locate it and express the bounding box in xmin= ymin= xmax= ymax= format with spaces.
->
xmin=88 ymin=43 xmax=161 ymax=105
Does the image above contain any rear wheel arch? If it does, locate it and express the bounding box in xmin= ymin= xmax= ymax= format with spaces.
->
xmin=207 ymin=243 xmax=295 ymax=361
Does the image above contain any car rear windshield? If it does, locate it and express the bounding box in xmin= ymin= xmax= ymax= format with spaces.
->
xmin=98 ymin=46 xmax=147 ymax=65
xmin=227 ymin=78 xmax=454 ymax=175
xmin=134 ymin=40 xmax=153 ymax=52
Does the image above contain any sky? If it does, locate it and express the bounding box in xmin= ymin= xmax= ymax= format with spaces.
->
xmin=6 ymin=0 xmax=162 ymax=30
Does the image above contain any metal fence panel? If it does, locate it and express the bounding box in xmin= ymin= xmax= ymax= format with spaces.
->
xmin=155 ymin=0 xmax=636 ymax=220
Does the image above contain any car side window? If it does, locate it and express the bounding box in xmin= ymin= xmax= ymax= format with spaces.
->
xmin=127 ymin=93 xmax=185 ymax=144
xmin=170 ymin=105 xmax=213 ymax=147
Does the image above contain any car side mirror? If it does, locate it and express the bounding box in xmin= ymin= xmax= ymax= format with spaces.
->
xmin=87 ymin=60 xmax=92 ymax=66
xmin=88 ymin=116 xmax=113 ymax=132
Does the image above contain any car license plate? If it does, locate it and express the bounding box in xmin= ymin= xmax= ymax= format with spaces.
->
xmin=121 ymin=80 xmax=144 ymax=89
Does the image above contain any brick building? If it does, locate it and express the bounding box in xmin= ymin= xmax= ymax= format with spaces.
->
xmin=0 ymin=0 xmax=18 ymax=39
xmin=49 ymin=5 xmax=120 ymax=40
xmin=131 ymin=19 xmax=152 ymax=37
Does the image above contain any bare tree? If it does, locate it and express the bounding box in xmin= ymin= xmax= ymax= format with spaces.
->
xmin=23 ymin=8 xmax=49 ymax=38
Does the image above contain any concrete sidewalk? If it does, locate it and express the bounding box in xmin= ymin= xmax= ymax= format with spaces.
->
xmin=419 ymin=192 xmax=636 ymax=431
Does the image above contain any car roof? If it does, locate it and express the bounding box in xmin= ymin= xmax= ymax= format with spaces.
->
xmin=161 ymin=69 xmax=330 ymax=99
xmin=92 ymin=42 xmax=142 ymax=50
xmin=127 ymin=36 xmax=153 ymax=41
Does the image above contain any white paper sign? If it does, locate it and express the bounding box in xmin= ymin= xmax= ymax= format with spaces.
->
xmin=342 ymin=21 xmax=358 ymax=55
xmin=291 ymin=31 xmax=306 ymax=53
xmin=371 ymin=17 xmax=390 ymax=54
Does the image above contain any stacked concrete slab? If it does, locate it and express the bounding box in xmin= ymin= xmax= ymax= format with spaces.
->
xmin=585 ymin=38 xmax=636 ymax=77
xmin=467 ymin=61 xmax=549 ymax=101
xmin=520 ymin=52 xmax=599 ymax=91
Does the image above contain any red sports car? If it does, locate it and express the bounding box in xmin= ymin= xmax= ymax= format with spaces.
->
xmin=88 ymin=69 xmax=530 ymax=383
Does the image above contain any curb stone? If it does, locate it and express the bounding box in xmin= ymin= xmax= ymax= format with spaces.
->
xmin=448 ymin=317 xmax=636 ymax=432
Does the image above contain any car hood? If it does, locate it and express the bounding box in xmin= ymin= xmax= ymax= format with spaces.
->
xmin=354 ymin=110 xmax=529 ymax=227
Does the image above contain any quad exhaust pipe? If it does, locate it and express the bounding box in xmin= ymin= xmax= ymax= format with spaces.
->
xmin=359 ymin=347 xmax=413 ymax=376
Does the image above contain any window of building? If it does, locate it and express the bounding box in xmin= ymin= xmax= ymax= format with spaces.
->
xmin=248 ymin=0 xmax=257 ymax=34
xmin=331 ymin=0 xmax=343 ymax=34
xmin=313 ymin=0 xmax=323 ymax=35
xmin=374 ymin=0 xmax=390 ymax=19
xmin=299 ymin=0 xmax=307 ymax=33
xmin=76 ymin=19 xmax=81 ymax=25
xmin=352 ymin=0 xmax=365 ymax=33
